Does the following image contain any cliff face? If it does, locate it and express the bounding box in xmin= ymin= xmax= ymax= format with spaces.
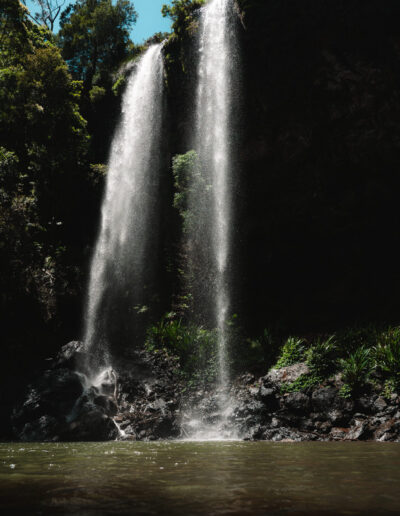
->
xmin=162 ymin=0 xmax=400 ymax=337
xmin=234 ymin=0 xmax=400 ymax=335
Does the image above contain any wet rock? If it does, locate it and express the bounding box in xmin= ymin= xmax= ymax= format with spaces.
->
xmin=259 ymin=385 xmax=275 ymax=400
xmin=330 ymin=427 xmax=350 ymax=440
xmin=153 ymin=413 xmax=180 ymax=439
xmin=283 ymin=392 xmax=310 ymax=413
xmin=66 ymin=410 xmax=119 ymax=441
xmin=337 ymin=397 xmax=355 ymax=414
xmin=241 ymin=373 xmax=256 ymax=385
xmin=13 ymin=369 xmax=83 ymax=430
xmin=312 ymin=386 xmax=338 ymax=412
xmin=19 ymin=415 xmax=61 ymax=442
xmin=327 ymin=409 xmax=349 ymax=426
xmin=263 ymin=427 xmax=308 ymax=442
xmin=314 ymin=420 xmax=332 ymax=433
xmin=299 ymin=418 xmax=314 ymax=431
xmin=249 ymin=386 xmax=259 ymax=397
xmin=247 ymin=400 xmax=266 ymax=414
xmin=52 ymin=341 xmax=87 ymax=372
xmin=345 ymin=420 xmax=369 ymax=440
xmin=94 ymin=395 xmax=118 ymax=416
xmin=263 ymin=363 xmax=310 ymax=387
xmin=357 ymin=395 xmax=375 ymax=413
xmin=373 ymin=397 xmax=388 ymax=413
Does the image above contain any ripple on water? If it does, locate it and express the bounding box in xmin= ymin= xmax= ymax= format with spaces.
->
xmin=0 ymin=442 xmax=400 ymax=515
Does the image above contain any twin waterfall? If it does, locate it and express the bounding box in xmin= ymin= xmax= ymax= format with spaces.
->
xmin=83 ymin=0 xmax=239 ymax=439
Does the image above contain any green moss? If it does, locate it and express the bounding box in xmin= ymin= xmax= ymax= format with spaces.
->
xmin=280 ymin=373 xmax=323 ymax=394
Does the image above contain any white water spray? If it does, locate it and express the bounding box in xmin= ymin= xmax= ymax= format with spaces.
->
xmin=83 ymin=45 xmax=164 ymax=378
xmin=184 ymin=0 xmax=239 ymax=439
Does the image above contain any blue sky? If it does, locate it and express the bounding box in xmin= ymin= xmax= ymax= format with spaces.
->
xmin=24 ymin=0 xmax=172 ymax=43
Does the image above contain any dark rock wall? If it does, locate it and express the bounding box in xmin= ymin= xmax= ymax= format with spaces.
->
xmin=161 ymin=0 xmax=400 ymax=337
xmin=236 ymin=0 xmax=400 ymax=335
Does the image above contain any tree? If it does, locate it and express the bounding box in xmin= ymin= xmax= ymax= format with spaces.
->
xmin=58 ymin=0 xmax=137 ymax=95
xmin=162 ymin=0 xmax=205 ymax=36
xmin=24 ymin=0 xmax=66 ymax=32
xmin=0 ymin=2 xmax=91 ymax=365
xmin=0 ymin=0 xmax=31 ymax=62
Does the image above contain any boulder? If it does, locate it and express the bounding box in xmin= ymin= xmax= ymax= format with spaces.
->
xmin=65 ymin=410 xmax=119 ymax=441
xmin=311 ymin=386 xmax=338 ymax=412
xmin=19 ymin=415 xmax=61 ymax=442
xmin=373 ymin=397 xmax=388 ymax=413
xmin=327 ymin=409 xmax=349 ymax=426
xmin=52 ymin=341 xmax=87 ymax=372
xmin=283 ymin=392 xmax=310 ymax=413
xmin=263 ymin=363 xmax=310 ymax=387
xmin=345 ymin=420 xmax=370 ymax=440
xmin=13 ymin=368 xmax=83 ymax=429
xmin=259 ymin=385 xmax=275 ymax=400
xmin=330 ymin=427 xmax=350 ymax=440
xmin=357 ymin=395 xmax=375 ymax=413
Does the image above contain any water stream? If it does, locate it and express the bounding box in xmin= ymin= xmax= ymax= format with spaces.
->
xmin=82 ymin=45 xmax=164 ymax=379
xmin=81 ymin=0 xmax=239 ymax=440
xmin=186 ymin=0 xmax=239 ymax=439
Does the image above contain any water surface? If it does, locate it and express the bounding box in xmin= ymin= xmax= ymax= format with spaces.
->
xmin=1 ymin=441 xmax=400 ymax=515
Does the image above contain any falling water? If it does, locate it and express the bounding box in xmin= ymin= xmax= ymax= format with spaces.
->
xmin=83 ymin=45 xmax=164 ymax=378
xmin=184 ymin=0 xmax=239 ymax=439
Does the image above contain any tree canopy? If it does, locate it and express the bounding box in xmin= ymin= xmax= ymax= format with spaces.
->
xmin=23 ymin=0 xmax=67 ymax=32
xmin=162 ymin=0 xmax=205 ymax=36
xmin=58 ymin=0 xmax=137 ymax=94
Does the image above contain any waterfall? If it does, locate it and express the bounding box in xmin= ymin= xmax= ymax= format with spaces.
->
xmin=183 ymin=0 xmax=239 ymax=439
xmin=82 ymin=45 xmax=164 ymax=378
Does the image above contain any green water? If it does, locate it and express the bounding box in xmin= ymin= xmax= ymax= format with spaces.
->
xmin=1 ymin=442 xmax=400 ymax=515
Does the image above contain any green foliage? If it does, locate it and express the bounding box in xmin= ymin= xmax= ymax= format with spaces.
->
xmin=339 ymin=347 xmax=373 ymax=392
xmin=339 ymin=383 xmax=352 ymax=399
xmin=306 ymin=335 xmax=337 ymax=377
xmin=268 ymin=327 xmax=400 ymax=397
xmin=382 ymin=378 xmax=396 ymax=399
xmin=280 ymin=373 xmax=322 ymax=394
xmin=162 ymin=0 xmax=205 ymax=37
xmin=0 ymin=2 xmax=98 ymax=384
xmin=89 ymin=85 xmax=106 ymax=103
xmin=274 ymin=337 xmax=306 ymax=369
xmin=172 ymin=150 xmax=197 ymax=210
xmin=58 ymin=0 xmax=137 ymax=94
xmin=111 ymin=75 xmax=126 ymax=97
xmin=145 ymin=315 xmax=218 ymax=388
xmin=0 ymin=0 xmax=32 ymax=65
xmin=373 ymin=328 xmax=400 ymax=387
xmin=336 ymin=326 xmax=380 ymax=355
xmin=277 ymin=336 xmax=336 ymax=393
xmin=236 ymin=329 xmax=280 ymax=374
xmin=172 ymin=150 xmax=209 ymax=232
xmin=24 ymin=0 xmax=66 ymax=32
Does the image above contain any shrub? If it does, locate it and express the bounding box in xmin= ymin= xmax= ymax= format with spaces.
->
xmin=145 ymin=315 xmax=217 ymax=388
xmin=373 ymin=327 xmax=400 ymax=387
xmin=306 ymin=335 xmax=338 ymax=377
xmin=336 ymin=326 xmax=379 ymax=354
xmin=232 ymin=328 xmax=280 ymax=374
xmin=339 ymin=347 xmax=373 ymax=392
xmin=274 ymin=337 xmax=306 ymax=369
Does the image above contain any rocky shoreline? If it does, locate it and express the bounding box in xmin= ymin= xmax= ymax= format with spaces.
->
xmin=10 ymin=342 xmax=400 ymax=443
